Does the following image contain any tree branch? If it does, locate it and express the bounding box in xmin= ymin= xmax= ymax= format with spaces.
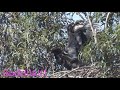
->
xmin=87 ymin=12 xmax=97 ymax=44
xmin=105 ymin=12 xmax=111 ymax=29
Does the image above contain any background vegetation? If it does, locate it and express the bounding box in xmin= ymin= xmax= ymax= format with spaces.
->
xmin=0 ymin=12 xmax=120 ymax=78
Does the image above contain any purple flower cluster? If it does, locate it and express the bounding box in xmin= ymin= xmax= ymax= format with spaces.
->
xmin=1 ymin=69 xmax=47 ymax=78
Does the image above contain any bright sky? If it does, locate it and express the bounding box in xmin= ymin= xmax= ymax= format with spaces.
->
xmin=66 ymin=12 xmax=83 ymax=22
xmin=72 ymin=14 xmax=82 ymax=21
xmin=66 ymin=12 xmax=103 ymax=31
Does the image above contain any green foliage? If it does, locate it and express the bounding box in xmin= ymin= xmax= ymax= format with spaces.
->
xmin=80 ymin=23 xmax=120 ymax=77
xmin=0 ymin=12 xmax=120 ymax=78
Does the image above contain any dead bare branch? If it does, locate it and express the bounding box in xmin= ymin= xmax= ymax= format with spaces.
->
xmin=87 ymin=12 xmax=97 ymax=44
xmin=105 ymin=12 xmax=111 ymax=29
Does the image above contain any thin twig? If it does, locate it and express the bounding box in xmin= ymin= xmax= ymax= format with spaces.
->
xmin=51 ymin=70 xmax=69 ymax=76
xmin=105 ymin=12 xmax=111 ymax=29
xmin=59 ymin=67 xmax=80 ymax=78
